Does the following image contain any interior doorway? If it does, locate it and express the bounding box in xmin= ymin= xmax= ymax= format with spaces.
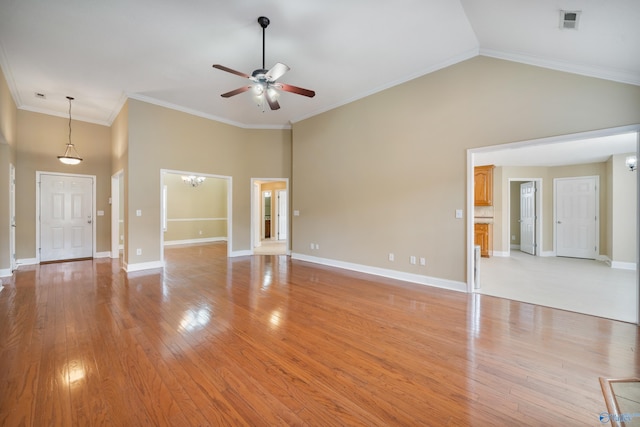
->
xmin=467 ymin=125 xmax=639 ymax=324
xmin=251 ymin=178 xmax=289 ymax=255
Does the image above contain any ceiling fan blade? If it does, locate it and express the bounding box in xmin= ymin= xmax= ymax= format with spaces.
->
xmin=221 ymin=86 xmax=252 ymax=98
xmin=212 ymin=64 xmax=251 ymax=79
xmin=265 ymin=62 xmax=290 ymax=82
xmin=266 ymin=92 xmax=280 ymax=110
xmin=277 ymin=83 xmax=316 ymax=98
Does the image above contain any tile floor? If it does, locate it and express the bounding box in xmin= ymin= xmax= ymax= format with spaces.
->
xmin=478 ymin=250 xmax=638 ymax=323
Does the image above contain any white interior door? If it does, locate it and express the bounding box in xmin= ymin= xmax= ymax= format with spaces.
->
xmin=276 ymin=189 xmax=287 ymax=241
xmin=9 ymin=164 xmax=16 ymax=271
xmin=520 ymin=182 xmax=536 ymax=255
xmin=555 ymin=176 xmax=598 ymax=259
xmin=40 ymin=174 xmax=93 ymax=262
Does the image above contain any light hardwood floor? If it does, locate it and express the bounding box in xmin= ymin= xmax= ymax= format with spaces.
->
xmin=479 ymin=250 xmax=638 ymax=323
xmin=1 ymin=243 xmax=638 ymax=425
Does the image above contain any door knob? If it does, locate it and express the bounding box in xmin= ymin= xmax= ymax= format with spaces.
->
xmin=557 ymin=221 xmax=562 ymax=224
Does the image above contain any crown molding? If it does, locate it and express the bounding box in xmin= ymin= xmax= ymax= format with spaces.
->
xmin=480 ymin=48 xmax=640 ymax=86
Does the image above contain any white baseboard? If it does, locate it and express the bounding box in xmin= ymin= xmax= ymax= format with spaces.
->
xmin=611 ymin=261 xmax=637 ymax=271
xmin=229 ymin=249 xmax=252 ymax=257
xmin=540 ymin=251 xmax=555 ymax=257
xmin=291 ymin=253 xmax=467 ymax=293
xmin=124 ymin=260 xmax=164 ymax=273
xmin=492 ymin=251 xmax=509 ymax=257
xmin=0 ymin=268 xmax=12 ymax=278
xmin=95 ymin=251 xmax=111 ymax=259
xmin=16 ymin=258 xmax=37 ymax=266
xmin=164 ymin=237 xmax=227 ymax=247
xmin=510 ymin=244 xmax=521 ymax=250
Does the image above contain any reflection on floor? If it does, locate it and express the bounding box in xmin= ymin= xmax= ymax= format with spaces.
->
xmin=479 ymin=250 xmax=637 ymax=323
xmin=253 ymin=239 xmax=287 ymax=255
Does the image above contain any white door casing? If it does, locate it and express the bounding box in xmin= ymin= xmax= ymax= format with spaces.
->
xmin=9 ymin=164 xmax=16 ymax=271
xmin=39 ymin=173 xmax=94 ymax=262
xmin=520 ymin=181 xmax=536 ymax=255
xmin=276 ymin=189 xmax=287 ymax=241
xmin=554 ymin=176 xmax=598 ymax=259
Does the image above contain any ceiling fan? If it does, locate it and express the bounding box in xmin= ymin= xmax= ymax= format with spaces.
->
xmin=212 ymin=16 xmax=315 ymax=111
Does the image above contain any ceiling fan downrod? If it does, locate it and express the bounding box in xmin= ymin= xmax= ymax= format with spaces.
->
xmin=258 ymin=16 xmax=270 ymax=70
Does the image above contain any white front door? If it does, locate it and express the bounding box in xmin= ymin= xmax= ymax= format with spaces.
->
xmin=40 ymin=174 xmax=93 ymax=262
xmin=276 ymin=189 xmax=287 ymax=241
xmin=520 ymin=181 xmax=536 ymax=255
xmin=555 ymin=176 xmax=598 ymax=259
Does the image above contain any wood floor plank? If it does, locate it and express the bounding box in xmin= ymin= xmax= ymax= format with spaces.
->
xmin=0 ymin=242 xmax=638 ymax=426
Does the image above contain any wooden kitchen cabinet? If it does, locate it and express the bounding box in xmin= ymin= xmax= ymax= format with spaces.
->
xmin=474 ymin=165 xmax=495 ymax=206
xmin=474 ymin=223 xmax=492 ymax=257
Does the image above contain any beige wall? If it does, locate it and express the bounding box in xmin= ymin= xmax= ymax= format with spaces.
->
xmin=292 ymin=56 xmax=640 ymax=283
xmin=164 ymin=173 xmax=228 ymax=243
xmin=15 ymin=110 xmax=112 ymax=259
xmin=0 ymin=67 xmax=17 ymax=272
xmin=125 ymin=100 xmax=291 ymax=265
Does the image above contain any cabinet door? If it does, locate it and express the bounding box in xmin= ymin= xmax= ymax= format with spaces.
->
xmin=474 ymin=165 xmax=494 ymax=206
xmin=474 ymin=223 xmax=491 ymax=257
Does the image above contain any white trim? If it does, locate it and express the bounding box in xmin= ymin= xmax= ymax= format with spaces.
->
xmin=111 ymin=170 xmax=123 ymax=260
xmin=291 ymin=253 xmax=466 ymax=293
xmin=95 ymin=251 xmax=111 ymax=259
xmin=164 ymin=237 xmax=227 ymax=246
xmin=510 ymin=244 xmax=521 ymax=250
xmin=166 ymin=217 xmax=227 ymax=222
xmin=0 ymin=268 xmax=12 ymax=278
xmin=492 ymin=251 xmax=509 ymax=257
xmin=124 ymin=260 xmax=164 ymax=273
xmin=16 ymin=258 xmax=37 ymax=266
xmin=480 ymin=49 xmax=640 ymax=87
xmin=540 ymin=251 xmax=556 ymax=257
xmin=230 ymin=250 xmax=252 ymax=257
xmin=611 ymin=261 xmax=637 ymax=271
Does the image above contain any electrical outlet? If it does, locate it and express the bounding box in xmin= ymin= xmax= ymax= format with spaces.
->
xmin=420 ymin=257 xmax=426 ymax=266
xmin=388 ymin=253 xmax=394 ymax=262
xmin=199 ymin=230 xmax=203 ymax=235
xmin=310 ymin=243 xmax=314 ymax=250
xmin=136 ymin=210 xmax=142 ymax=217
xmin=315 ymin=244 xmax=320 ymax=250
xmin=512 ymin=235 xmax=516 ymax=241
xmin=410 ymin=256 xmax=416 ymax=265
xmin=136 ymin=248 xmax=142 ymax=255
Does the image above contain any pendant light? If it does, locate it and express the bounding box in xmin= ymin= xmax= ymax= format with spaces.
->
xmin=57 ymin=96 xmax=82 ymax=165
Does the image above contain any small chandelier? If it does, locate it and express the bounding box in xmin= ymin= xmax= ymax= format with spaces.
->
xmin=182 ymin=175 xmax=206 ymax=187
xmin=57 ymin=96 xmax=82 ymax=165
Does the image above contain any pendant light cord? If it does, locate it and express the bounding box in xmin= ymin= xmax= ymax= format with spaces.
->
xmin=68 ymin=96 xmax=73 ymax=145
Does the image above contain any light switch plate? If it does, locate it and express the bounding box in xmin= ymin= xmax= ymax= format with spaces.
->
xmin=455 ymin=209 xmax=463 ymax=219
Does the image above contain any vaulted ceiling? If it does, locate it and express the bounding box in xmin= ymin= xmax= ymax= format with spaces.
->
xmin=0 ymin=0 xmax=639 ymax=129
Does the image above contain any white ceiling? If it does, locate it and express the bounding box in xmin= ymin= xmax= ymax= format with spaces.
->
xmin=0 ymin=0 xmax=639 ymax=129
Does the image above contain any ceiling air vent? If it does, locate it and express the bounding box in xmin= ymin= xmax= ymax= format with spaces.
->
xmin=560 ymin=10 xmax=581 ymax=29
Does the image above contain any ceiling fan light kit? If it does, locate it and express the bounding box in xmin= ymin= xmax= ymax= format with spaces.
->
xmin=213 ymin=16 xmax=315 ymax=111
